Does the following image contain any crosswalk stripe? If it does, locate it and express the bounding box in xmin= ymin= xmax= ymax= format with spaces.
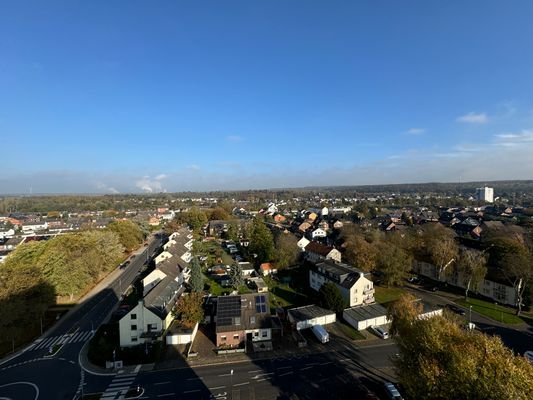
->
xmin=35 ymin=337 xmax=55 ymax=350
xmin=70 ymin=332 xmax=82 ymax=342
xmin=80 ymin=331 xmax=93 ymax=341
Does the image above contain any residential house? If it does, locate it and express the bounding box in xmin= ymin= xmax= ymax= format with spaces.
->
xmin=298 ymin=222 xmax=312 ymax=233
xmin=215 ymin=293 xmax=272 ymax=349
xmin=119 ymin=228 xmax=192 ymax=348
xmin=239 ymin=262 xmax=255 ymax=276
xmin=259 ymin=263 xmax=277 ymax=276
xmin=208 ymin=220 xmax=229 ymax=236
xmin=297 ymin=237 xmax=310 ymax=251
xmin=273 ymin=214 xmax=286 ymax=223
xmin=309 ymin=260 xmax=375 ymax=307
xmin=311 ymin=228 xmax=327 ymax=239
xmin=21 ymin=221 xmax=48 ymax=233
xmin=304 ymin=241 xmax=341 ymax=263
xmin=332 ymin=220 xmax=344 ymax=230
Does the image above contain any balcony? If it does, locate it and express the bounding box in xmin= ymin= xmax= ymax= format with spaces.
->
xmin=363 ymin=297 xmax=375 ymax=304
xmin=363 ymin=287 xmax=375 ymax=296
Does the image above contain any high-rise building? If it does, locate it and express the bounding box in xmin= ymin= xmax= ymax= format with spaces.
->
xmin=476 ymin=186 xmax=494 ymax=203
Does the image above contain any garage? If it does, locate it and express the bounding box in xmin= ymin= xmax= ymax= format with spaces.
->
xmin=288 ymin=304 xmax=336 ymax=331
xmin=343 ymin=303 xmax=389 ymax=331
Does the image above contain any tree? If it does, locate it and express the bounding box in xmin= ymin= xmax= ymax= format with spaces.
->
xmin=319 ymin=282 xmax=346 ymax=313
xmin=457 ymin=248 xmax=487 ymax=300
xmin=173 ymin=292 xmax=204 ymax=329
xmin=225 ymin=221 xmax=240 ymax=242
xmin=248 ymin=218 xmax=275 ymax=264
xmin=424 ymin=225 xmax=459 ymax=280
xmin=343 ymin=235 xmax=377 ymax=272
xmin=488 ymin=236 xmax=533 ymax=316
xmin=388 ymin=294 xmax=533 ymax=400
xmin=106 ymin=220 xmax=144 ymax=251
xmin=376 ymin=243 xmax=412 ymax=287
xmin=208 ymin=207 xmax=230 ymax=221
xmin=274 ymin=232 xmax=299 ymax=270
xmin=229 ymin=263 xmax=244 ymax=289
xmin=182 ymin=207 xmax=208 ymax=234
xmin=189 ymin=257 xmax=204 ymax=293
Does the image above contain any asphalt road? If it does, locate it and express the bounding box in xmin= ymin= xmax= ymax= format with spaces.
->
xmin=100 ymin=341 xmax=398 ymax=400
xmin=0 ymin=235 xmax=162 ymax=400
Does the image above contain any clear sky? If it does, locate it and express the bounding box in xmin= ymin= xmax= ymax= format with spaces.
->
xmin=1 ymin=1 xmax=533 ymax=194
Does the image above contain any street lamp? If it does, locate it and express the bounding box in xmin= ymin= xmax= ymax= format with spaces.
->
xmin=469 ymin=306 xmax=472 ymax=325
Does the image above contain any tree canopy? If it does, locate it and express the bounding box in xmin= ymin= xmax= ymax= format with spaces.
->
xmin=319 ymin=282 xmax=346 ymax=313
xmin=388 ymin=294 xmax=533 ymax=400
xmin=274 ymin=232 xmax=299 ymax=270
xmin=248 ymin=218 xmax=275 ymax=264
xmin=189 ymin=257 xmax=204 ymax=293
xmin=173 ymin=292 xmax=204 ymax=329
xmin=106 ymin=220 xmax=144 ymax=251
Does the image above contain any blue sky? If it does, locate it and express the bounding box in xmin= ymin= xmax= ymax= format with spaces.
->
xmin=1 ymin=1 xmax=533 ymax=194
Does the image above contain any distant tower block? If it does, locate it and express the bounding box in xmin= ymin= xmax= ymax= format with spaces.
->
xmin=476 ymin=186 xmax=494 ymax=203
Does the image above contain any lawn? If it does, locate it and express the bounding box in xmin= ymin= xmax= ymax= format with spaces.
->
xmin=455 ymin=297 xmax=524 ymax=325
xmin=204 ymin=277 xmax=231 ymax=296
xmin=263 ymin=275 xmax=309 ymax=310
xmin=337 ymin=321 xmax=366 ymax=340
xmin=374 ymin=286 xmax=406 ymax=306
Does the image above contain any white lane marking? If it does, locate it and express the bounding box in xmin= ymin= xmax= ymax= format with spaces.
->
xmin=183 ymin=389 xmax=201 ymax=394
xmin=209 ymin=386 xmax=226 ymax=390
xmin=300 ymin=366 xmax=313 ymax=371
xmin=279 ymin=371 xmax=294 ymax=377
xmin=154 ymin=381 xmax=172 ymax=385
xmin=234 ymin=382 xmax=249 ymax=387
xmin=157 ymin=394 xmax=175 ymax=398
xmin=247 ymin=369 xmax=262 ymax=373
xmin=0 ymin=382 xmax=39 ymax=400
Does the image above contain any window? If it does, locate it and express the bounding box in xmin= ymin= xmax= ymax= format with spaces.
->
xmin=233 ymin=334 xmax=239 ymax=340
xmin=250 ymin=316 xmax=255 ymax=324
xmin=131 ymin=314 xmax=137 ymax=320
xmin=131 ymin=337 xmax=138 ymax=342
xmin=221 ymin=336 xmax=227 ymax=342
xmin=148 ymin=323 xmax=157 ymax=331
xmin=261 ymin=331 xmax=268 ymax=338
xmin=254 ymin=332 xmax=259 ymax=337
xmin=131 ymin=324 xmax=137 ymax=330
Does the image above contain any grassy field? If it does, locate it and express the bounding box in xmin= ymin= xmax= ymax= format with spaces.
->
xmin=374 ymin=286 xmax=406 ymax=306
xmin=456 ymin=297 xmax=525 ymax=325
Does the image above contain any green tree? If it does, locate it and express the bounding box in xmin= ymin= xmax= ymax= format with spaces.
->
xmin=424 ymin=225 xmax=459 ymax=280
xmin=106 ymin=220 xmax=144 ymax=251
xmin=388 ymin=294 xmax=533 ymax=400
xmin=229 ymin=263 xmax=244 ymax=289
xmin=173 ymin=292 xmax=204 ymax=328
xmin=457 ymin=248 xmax=487 ymax=300
xmin=189 ymin=257 xmax=204 ymax=293
xmin=180 ymin=207 xmax=208 ymax=233
xmin=376 ymin=242 xmax=412 ymax=287
xmin=225 ymin=221 xmax=240 ymax=242
xmin=274 ymin=232 xmax=299 ymax=270
xmin=249 ymin=218 xmax=275 ymax=264
xmin=318 ymin=282 xmax=346 ymax=313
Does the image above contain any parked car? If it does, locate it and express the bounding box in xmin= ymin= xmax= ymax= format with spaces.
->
xmin=384 ymin=382 xmax=403 ymax=400
xmin=446 ymin=304 xmax=466 ymax=316
xmin=370 ymin=325 xmax=389 ymax=339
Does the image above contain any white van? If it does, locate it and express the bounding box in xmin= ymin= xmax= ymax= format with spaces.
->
xmin=371 ymin=325 xmax=389 ymax=339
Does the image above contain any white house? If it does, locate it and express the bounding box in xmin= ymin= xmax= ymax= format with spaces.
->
xmin=311 ymin=228 xmax=327 ymax=239
xmin=297 ymin=237 xmax=310 ymax=251
xmin=310 ymin=260 xmax=375 ymax=307
xmin=21 ymin=222 xmax=48 ymax=233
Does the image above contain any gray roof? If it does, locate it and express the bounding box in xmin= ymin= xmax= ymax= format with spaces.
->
xmin=288 ymin=304 xmax=334 ymax=322
xmin=343 ymin=303 xmax=387 ymax=321
xmin=144 ymin=275 xmax=184 ymax=319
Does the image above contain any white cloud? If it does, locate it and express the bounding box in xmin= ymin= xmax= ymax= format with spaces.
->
xmin=456 ymin=112 xmax=488 ymax=124
xmin=226 ymin=135 xmax=243 ymax=142
xmin=406 ymin=128 xmax=426 ymax=135
xmin=494 ymin=130 xmax=533 ymax=142
xmin=155 ymin=174 xmax=167 ymax=180
xmin=135 ymin=176 xmax=165 ymax=193
xmin=186 ymin=164 xmax=201 ymax=171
